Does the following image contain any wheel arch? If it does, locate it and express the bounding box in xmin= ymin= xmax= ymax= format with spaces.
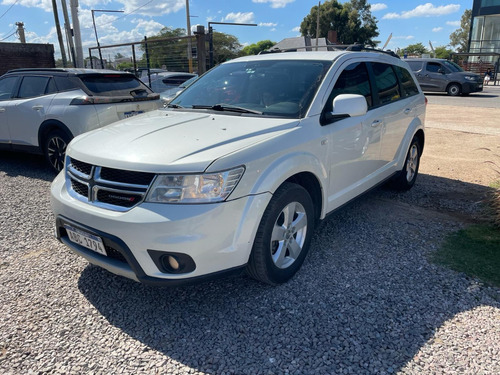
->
xmin=38 ymin=120 xmax=73 ymax=151
xmin=284 ymin=172 xmax=323 ymax=226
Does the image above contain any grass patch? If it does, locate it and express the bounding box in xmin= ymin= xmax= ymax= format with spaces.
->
xmin=431 ymin=224 xmax=500 ymax=288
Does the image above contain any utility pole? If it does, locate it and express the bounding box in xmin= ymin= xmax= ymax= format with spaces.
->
xmin=15 ymin=22 xmax=26 ymax=43
xmin=61 ymin=0 xmax=76 ymax=67
xmin=70 ymin=0 xmax=84 ymax=68
xmin=52 ymin=0 xmax=68 ymax=67
xmin=186 ymin=0 xmax=193 ymax=73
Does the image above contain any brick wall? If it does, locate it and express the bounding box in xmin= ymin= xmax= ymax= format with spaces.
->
xmin=0 ymin=42 xmax=55 ymax=76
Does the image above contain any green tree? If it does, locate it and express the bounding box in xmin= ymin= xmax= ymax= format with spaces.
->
xmin=300 ymin=0 xmax=379 ymax=46
xmin=400 ymin=42 xmax=429 ymax=57
xmin=450 ymin=9 xmax=471 ymax=52
xmin=434 ymin=46 xmax=453 ymax=59
xmin=240 ymin=40 xmax=276 ymax=56
xmin=212 ymin=31 xmax=242 ymax=64
xmin=114 ymin=53 xmax=125 ymax=59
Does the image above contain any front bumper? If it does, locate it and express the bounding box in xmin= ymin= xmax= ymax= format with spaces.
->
xmin=462 ymin=81 xmax=483 ymax=94
xmin=51 ymin=172 xmax=272 ymax=285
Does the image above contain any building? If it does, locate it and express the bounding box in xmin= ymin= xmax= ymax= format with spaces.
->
xmin=469 ymin=0 xmax=500 ymax=59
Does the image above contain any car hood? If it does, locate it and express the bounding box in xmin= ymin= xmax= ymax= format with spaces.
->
xmin=67 ymin=109 xmax=299 ymax=173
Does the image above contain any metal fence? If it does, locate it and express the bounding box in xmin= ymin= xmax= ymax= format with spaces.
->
xmin=88 ymin=26 xmax=209 ymax=86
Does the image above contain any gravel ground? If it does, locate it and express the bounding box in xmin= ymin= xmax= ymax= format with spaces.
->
xmin=1 ymin=106 xmax=500 ymax=374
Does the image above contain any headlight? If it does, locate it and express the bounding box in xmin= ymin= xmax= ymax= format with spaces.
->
xmin=464 ymin=76 xmax=475 ymax=81
xmin=146 ymin=167 xmax=245 ymax=204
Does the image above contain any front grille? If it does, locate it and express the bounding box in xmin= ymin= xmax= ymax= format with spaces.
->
xmin=100 ymin=167 xmax=155 ymax=185
xmin=71 ymin=179 xmax=88 ymax=197
xmin=105 ymin=245 xmax=127 ymax=263
xmin=67 ymin=158 xmax=155 ymax=211
xmin=70 ymin=158 xmax=92 ymax=176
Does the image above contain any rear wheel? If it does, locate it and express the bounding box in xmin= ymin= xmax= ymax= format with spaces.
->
xmin=44 ymin=129 xmax=70 ymax=173
xmin=447 ymin=83 xmax=461 ymax=96
xmin=246 ymin=183 xmax=315 ymax=285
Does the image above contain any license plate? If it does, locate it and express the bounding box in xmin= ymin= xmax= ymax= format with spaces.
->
xmin=124 ymin=110 xmax=144 ymax=118
xmin=64 ymin=225 xmax=107 ymax=256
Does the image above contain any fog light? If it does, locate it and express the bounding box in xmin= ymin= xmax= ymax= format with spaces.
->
xmin=167 ymin=255 xmax=180 ymax=270
xmin=148 ymin=250 xmax=196 ymax=274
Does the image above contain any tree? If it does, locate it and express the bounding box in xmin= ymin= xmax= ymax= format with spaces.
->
xmin=212 ymin=31 xmax=242 ymax=65
xmin=240 ymin=40 xmax=276 ymax=56
xmin=399 ymin=42 xmax=429 ymax=57
xmin=299 ymin=0 xmax=379 ymax=46
xmin=434 ymin=46 xmax=453 ymax=59
xmin=450 ymin=9 xmax=471 ymax=52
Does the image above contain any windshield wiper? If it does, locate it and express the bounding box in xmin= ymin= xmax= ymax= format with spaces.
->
xmin=191 ymin=104 xmax=262 ymax=115
xmin=167 ymin=103 xmax=184 ymax=108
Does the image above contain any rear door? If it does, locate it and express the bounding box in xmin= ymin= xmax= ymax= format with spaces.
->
xmin=9 ymin=75 xmax=58 ymax=147
xmin=0 ymin=75 xmax=19 ymax=144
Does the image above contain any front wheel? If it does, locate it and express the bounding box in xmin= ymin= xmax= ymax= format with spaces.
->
xmin=44 ymin=129 xmax=71 ymax=173
xmin=246 ymin=183 xmax=315 ymax=285
xmin=389 ymin=136 xmax=421 ymax=191
xmin=447 ymin=83 xmax=461 ymax=96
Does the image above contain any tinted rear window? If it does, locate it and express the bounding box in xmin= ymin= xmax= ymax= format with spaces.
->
xmin=79 ymin=74 xmax=151 ymax=97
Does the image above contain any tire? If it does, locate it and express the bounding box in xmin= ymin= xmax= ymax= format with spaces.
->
xmin=246 ymin=182 xmax=315 ymax=285
xmin=447 ymin=83 xmax=461 ymax=96
xmin=389 ymin=136 xmax=421 ymax=191
xmin=44 ymin=129 xmax=71 ymax=173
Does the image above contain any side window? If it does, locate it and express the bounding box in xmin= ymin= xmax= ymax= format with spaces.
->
xmin=46 ymin=78 xmax=58 ymax=95
xmin=0 ymin=76 xmax=18 ymax=101
xmin=394 ymin=66 xmax=420 ymax=98
xmin=406 ymin=61 xmax=422 ymax=72
xmin=371 ymin=63 xmax=401 ymax=105
xmin=426 ymin=62 xmax=442 ymax=73
xmin=325 ymin=62 xmax=372 ymax=112
xmin=18 ymin=76 xmax=51 ymax=98
xmin=54 ymin=76 xmax=80 ymax=92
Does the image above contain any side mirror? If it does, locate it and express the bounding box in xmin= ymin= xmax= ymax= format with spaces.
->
xmin=321 ymin=94 xmax=368 ymax=125
xmin=438 ymin=68 xmax=445 ymax=74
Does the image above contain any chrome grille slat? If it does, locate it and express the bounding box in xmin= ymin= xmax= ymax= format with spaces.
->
xmin=66 ymin=158 xmax=153 ymax=212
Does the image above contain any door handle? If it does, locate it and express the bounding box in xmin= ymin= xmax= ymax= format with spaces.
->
xmin=32 ymin=105 xmax=43 ymax=111
xmin=0 ymin=108 xmax=5 ymax=113
xmin=404 ymin=108 xmax=411 ymax=115
xmin=371 ymin=120 xmax=382 ymax=127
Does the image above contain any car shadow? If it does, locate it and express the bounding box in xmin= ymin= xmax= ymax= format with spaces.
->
xmin=0 ymin=150 xmax=55 ymax=181
xmin=76 ymin=173 xmax=499 ymax=374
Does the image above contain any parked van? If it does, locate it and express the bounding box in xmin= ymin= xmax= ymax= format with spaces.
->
xmin=406 ymin=58 xmax=483 ymax=96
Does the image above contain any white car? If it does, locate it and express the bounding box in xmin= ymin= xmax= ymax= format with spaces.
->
xmin=51 ymin=50 xmax=426 ymax=285
xmin=0 ymin=68 xmax=160 ymax=171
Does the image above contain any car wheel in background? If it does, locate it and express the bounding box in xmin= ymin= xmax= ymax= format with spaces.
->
xmin=246 ymin=182 xmax=315 ymax=285
xmin=389 ymin=136 xmax=421 ymax=191
xmin=44 ymin=129 xmax=71 ymax=173
xmin=447 ymin=83 xmax=461 ymax=96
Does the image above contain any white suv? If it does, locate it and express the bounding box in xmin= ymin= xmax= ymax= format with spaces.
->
xmin=0 ymin=68 xmax=160 ymax=171
xmin=51 ymin=50 xmax=426 ymax=285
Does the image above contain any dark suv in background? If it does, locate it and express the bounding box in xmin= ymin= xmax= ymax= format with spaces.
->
xmin=406 ymin=58 xmax=483 ymax=96
xmin=0 ymin=68 xmax=160 ymax=171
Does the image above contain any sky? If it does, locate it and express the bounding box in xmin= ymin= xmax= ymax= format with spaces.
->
xmin=0 ymin=0 xmax=473 ymax=60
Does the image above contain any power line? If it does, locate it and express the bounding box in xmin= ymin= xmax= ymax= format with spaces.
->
xmin=82 ymin=0 xmax=157 ymax=30
xmin=0 ymin=0 xmax=20 ymax=21
xmin=1 ymin=29 xmax=17 ymax=42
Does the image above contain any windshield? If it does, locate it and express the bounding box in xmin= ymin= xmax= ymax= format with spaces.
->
xmin=170 ymin=59 xmax=332 ymax=118
xmin=442 ymin=60 xmax=463 ymax=72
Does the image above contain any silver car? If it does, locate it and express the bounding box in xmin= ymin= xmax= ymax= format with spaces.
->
xmin=0 ymin=68 xmax=160 ymax=171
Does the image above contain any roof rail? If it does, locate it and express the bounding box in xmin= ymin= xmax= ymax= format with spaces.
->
xmin=260 ymin=43 xmax=400 ymax=59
